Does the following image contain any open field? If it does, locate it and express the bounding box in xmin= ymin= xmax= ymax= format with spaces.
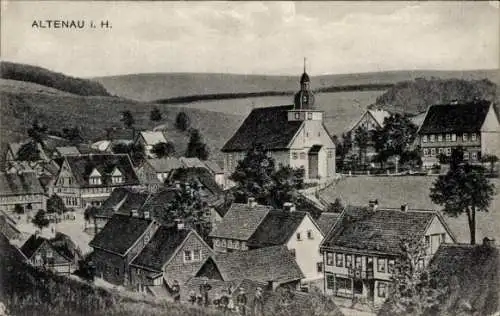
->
xmin=94 ymin=69 xmax=500 ymax=102
xmin=320 ymin=176 xmax=500 ymax=243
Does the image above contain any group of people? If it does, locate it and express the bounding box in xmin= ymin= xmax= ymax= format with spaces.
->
xmin=172 ymin=280 xmax=265 ymax=315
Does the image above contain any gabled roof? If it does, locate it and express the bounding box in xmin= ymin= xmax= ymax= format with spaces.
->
xmin=247 ymin=211 xmax=309 ymax=247
xmin=20 ymin=234 xmax=47 ymax=259
xmin=316 ymin=212 xmax=341 ymax=236
xmin=145 ymin=157 xmax=183 ymax=173
xmin=55 ymin=146 xmax=80 ymax=156
xmin=368 ymin=109 xmax=391 ymax=127
xmin=130 ymin=226 xmax=191 ymax=272
xmin=0 ymin=172 xmax=44 ymax=196
xmin=209 ymin=203 xmax=271 ymax=240
xmin=89 ymin=214 xmax=153 ymax=256
xmin=221 ymin=105 xmax=303 ymax=152
xmin=63 ymin=154 xmax=139 ymax=188
xmin=430 ymin=243 xmax=500 ymax=315
xmin=418 ymin=100 xmax=491 ymax=134
xmin=138 ymin=131 xmax=167 ymax=145
xmin=321 ymin=206 xmax=442 ymax=255
xmin=98 ymin=187 xmax=150 ymax=218
xmin=205 ymin=245 xmax=304 ymax=284
xmin=168 ymin=167 xmax=223 ymax=198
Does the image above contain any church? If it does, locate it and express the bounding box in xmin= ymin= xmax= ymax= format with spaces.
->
xmin=221 ymin=63 xmax=336 ymax=187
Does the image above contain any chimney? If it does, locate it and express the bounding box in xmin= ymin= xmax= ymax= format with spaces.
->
xmin=368 ymin=199 xmax=378 ymax=211
xmin=483 ymin=237 xmax=495 ymax=248
xmin=247 ymin=197 xmax=257 ymax=207
xmin=283 ymin=202 xmax=295 ymax=212
xmin=400 ymin=204 xmax=409 ymax=212
xmin=143 ymin=211 xmax=150 ymax=219
xmin=131 ymin=209 xmax=139 ymax=217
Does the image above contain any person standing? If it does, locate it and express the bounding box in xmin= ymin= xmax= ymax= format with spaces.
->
xmin=199 ymin=280 xmax=212 ymax=307
xmin=171 ymin=280 xmax=180 ymax=303
xmin=252 ymin=287 xmax=264 ymax=316
xmin=188 ymin=289 xmax=196 ymax=305
xmin=236 ymin=287 xmax=248 ymax=315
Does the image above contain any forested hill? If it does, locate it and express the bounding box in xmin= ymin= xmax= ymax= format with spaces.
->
xmin=375 ymin=77 xmax=498 ymax=114
xmin=0 ymin=61 xmax=110 ymax=96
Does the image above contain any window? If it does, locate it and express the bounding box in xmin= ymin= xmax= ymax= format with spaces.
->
xmin=471 ymin=152 xmax=477 ymax=160
xmin=306 ymin=132 xmax=309 ymax=137
xmin=228 ymin=240 xmax=233 ymax=248
xmin=423 ymin=148 xmax=429 ymax=157
xmin=112 ymin=176 xmax=123 ymax=184
xmin=317 ymin=262 xmax=323 ymax=273
xmin=184 ymin=250 xmax=192 ymax=262
xmin=46 ymin=250 xmax=53 ymax=258
xmin=290 ymin=249 xmax=296 ymax=258
xmin=445 ymin=134 xmax=451 ymax=142
xmin=68 ymin=177 xmax=73 ymax=185
xmin=318 ymin=132 xmax=321 ymax=137
xmin=307 ymin=230 xmax=313 ymax=240
xmin=296 ymin=233 xmax=301 ymax=241
xmin=355 ymin=256 xmax=362 ymax=269
xmin=326 ymin=274 xmax=335 ymax=290
xmin=377 ymin=258 xmax=386 ymax=273
xmin=295 ymin=112 xmax=300 ymax=120
xmin=446 ymin=147 xmax=452 ymax=156
xmin=422 ymin=135 xmax=428 ymax=143
xmin=430 ymin=148 xmax=436 ymax=156
xmin=345 ymin=255 xmax=353 ymax=268
xmin=377 ymin=282 xmax=387 ymax=298
xmin=115 ymin=268 xmax=120 ymax=276
xmin=451 ymin=134 xmax=457 ymax=142
xmin=328 ymin=150 xmax=333 ymax=158
xmin=471 ymin=133 xmax=477 ymax=141
xmin=326 ymin=253 xmax=334 ymax=266
xmin=299 ymin=152 xmax=306 ymax=159
xmin=430 ymin=134 xmax=435 ymax=142
xmin=388 ymin=260 xmax=395 ymax=274
xmin=335 ymin=253 xmax=344 ymax=267
xmin=193 ymin=249 xmax=201 ymax=261
xmin=234 ymin=240 xmax=240 ymax=249
xmin=437 ymin=134 xmax=443 ymax=142
xmin=441 ymin=233 xmax=446 ymax=243
xmin=425 ymin=235 xmax=430 ymax=248
xmin=438 ymin=148 xmax=444 ymax=154
xmin=463 ymin=151 xmax=470 ymax=160
xmin=292 ymin=152 xmax=298 ymax=160
xmin=214 ymin=239 xmax=220 ymax=247
xmin=90 ymin=176 xmax=101 ymax=185
xmin=307 ymin=112 xmax=313 ymax=120
xmin=221 ymin=239 xmax=226 ymax=247
xmin=463 ymin=133 xmax=468 ymax=142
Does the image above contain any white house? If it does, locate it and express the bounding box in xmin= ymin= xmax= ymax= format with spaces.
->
xmin=135 ymin=131 xmax=168 ymax=158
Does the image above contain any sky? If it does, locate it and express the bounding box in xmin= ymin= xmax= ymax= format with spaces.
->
xmin=1 ymin=1 xmax=499 ymax=77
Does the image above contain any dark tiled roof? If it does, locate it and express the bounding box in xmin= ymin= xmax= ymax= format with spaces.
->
xmin=0 ymin=232 xmax=27 ymax=263
xmin=99 ymin=188 xmax=150 ymax=218
xmin=203 ymin=160 xmax=223 ymax=174
xmin=89 ymin=214 xmax=153 ymax=255
xmin=430 ymin=243 xmax=500 ymax=315
xmin=138 ymin=188 xmax=180 ymax=223
xmin=316 ymin=212 xmax=341 ymax=236
xmin=131 ymin=226 xmax=191 ymax=271
xmin=20 ymin=234 xmax=46 ymax=259
xmin=419 ymin=100 xmax=491 ymax=134
xmin=168 ymin=167 xmax=223 ymax=199
xmin=209 ymin=203 xmax=271 ymax=240
xmin=0 ymin=172 xmax=44 ymax=196
xmin=247 ymin=211 xmax=308 ymax=247
xmin=0 ymin=215 xmax=22 ymax=240
xmin=64 ymin=154 xmax=139 ymax=188
xmin=210 ymin=245 xmax=304 ymax=284
xmin=146 ymin=157 xmax=183 ymax=173
xmin=221 ymin=105 xmax=302 ymax=152
xmin=322 ymin=206 xmax=436 ymax=255
xmin=49 ymin=232 xmax=81 ymax=261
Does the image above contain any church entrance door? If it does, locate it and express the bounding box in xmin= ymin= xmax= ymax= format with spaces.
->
xmin=308 ymin=145 xmax=321 ymax=179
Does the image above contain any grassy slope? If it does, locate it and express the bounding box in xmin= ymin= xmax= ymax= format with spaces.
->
xmin=0 ymin=81 xmax=244 ymax=163
xmin=94 ymin=69 xmax=500 ymax=102
xmin=320 ymin=176 xmax=500 ymax=243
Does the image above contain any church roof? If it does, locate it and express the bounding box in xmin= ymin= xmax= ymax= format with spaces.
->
xmin=300 ymin=72 xmax=310 ymax=83
xmin=221 ymin=105 xmax=303 ymax=152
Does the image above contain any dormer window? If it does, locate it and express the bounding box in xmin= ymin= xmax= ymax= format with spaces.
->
xmin=89 ymin=168 xmax=102 ymax=185
xmin=111 ymin=168 xmax=123 ymax=184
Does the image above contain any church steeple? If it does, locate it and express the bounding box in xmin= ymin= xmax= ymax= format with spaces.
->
xmin=294 ymin=57 xmax=314 ymax=109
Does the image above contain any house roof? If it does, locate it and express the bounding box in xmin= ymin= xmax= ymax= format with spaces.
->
xmin=137 ymin=188 xmax=180 ymax=224
xmin=63 ymin=154 xmax=139 ymax=188
xmin=321 ymin=206 xmax=439 ymax=255
xmin=203 ymin=160 xmax=224 ymax=174
xmin=146 ymin=157 xmax=183 ymax=173
xmin=0 ymin=215 xmax=22 ymax=240
xmin=0 ymin=232 xmax=27 ymax=263
xmin=0 ymin=172 xmax=44 ymax=196
xmin=138 ymin=131 xmax=167 ymax=145
xmin=168 ymin=167 xmax=223 ymax=199
xmin=316 ymin=212 xmax=341 ymax=236
xmin=207 ymin=245 xmax=304 ymax=284
xmin=368 ymin=109 xmax=391 ymax=127
xmin=20 ymin=234 xmax=47 ymax=259
xmin=180 ymin=157 xmax=207 ymax=169
xmin=98 ymin=187 xmax=150 ymax=218
xmin=48 ymin=232 xmax=81 ymax=261
xmin=247 ymin=210 xmax=309 ymax=247
xmin=221 ymin=105 xmax=303 ymax=152
xmin=130 ymin=226 xmax=191 ymax=272
xmin=55 ymin=146 xmax=80 ymax=156
xmin=89 ymin=214 xmax=153 ymax=255
xmin=430 ymin=242 xmax=500 ymax=316
xmin=419 ymin=100 xmax=491 ymax=134
xmin=209 ymin=203 xmax=271 ymax=240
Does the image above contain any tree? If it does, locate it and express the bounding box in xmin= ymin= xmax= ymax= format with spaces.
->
xmin=381 ymin=238 xmax=446 ymax=316
xmin=229 ymin=143 xmax=305 ymax=208
xmin=16 ymin=141 xmax=41 ymax=162
xmin=185 ymin=129 xmax=209 ymax=160
xmin=84 ymin=206 xmax=100 ymax=236
xmin=151 ymin=141 xmax=175 ymax=158
xmin=400 ymin=150 xmax=422 ymax=170
xmin=32 ymin=209 xmax=49 ymax=232
xmin=46 ymin=194 xmax=67 ymax=215
xmin=62 ymin=126 xmax=83 ymax=145
xmin=111 ymin=142 xmax=145 ymax=166
xmin=481 ymin=154 xmax=499 ymax=174
xmin=354 ymin=126 xmax=370 ymax=165
xmin=175 ymin=112 xmax=190 ymax=132
xmin=27 ymin=119 xmax=48 ymax=145
xmin=150 ymin=107 xmax=162 ymax=122
xmin=14 ymin=204 xmax=24 ymax=214
xmin=326 ymin=198 xmax=344 ymax=213
xmin=430 ymin=163 xmax=495 ymax=244
xmin=120 ymin=110 xmax=135 ymax=138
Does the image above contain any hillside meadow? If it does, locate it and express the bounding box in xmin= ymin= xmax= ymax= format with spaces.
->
xmin=320 ymin=176 xmax=500 ymax=243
